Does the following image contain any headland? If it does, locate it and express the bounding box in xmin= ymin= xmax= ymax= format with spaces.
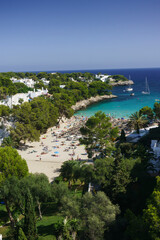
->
xmin=72 ymin=94 xmax=117 ymax=111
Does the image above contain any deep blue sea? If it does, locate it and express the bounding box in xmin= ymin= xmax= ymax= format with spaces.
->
xmin=46 ymin=68 xmax=160 ymax=119
xmin=60 ymin=68 xmax=160 ymax=119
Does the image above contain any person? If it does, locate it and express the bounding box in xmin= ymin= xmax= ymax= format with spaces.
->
xmin=39 ymin=157 xmax=41 ymax=161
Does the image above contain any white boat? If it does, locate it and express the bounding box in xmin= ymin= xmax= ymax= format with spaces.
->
xmin=125 ymin=75 xmax=133 ymax=92
xmin=126 ymin=86 xmax=133 ymax=92
xmin=142 ymin=77 xmax=150 ymax=95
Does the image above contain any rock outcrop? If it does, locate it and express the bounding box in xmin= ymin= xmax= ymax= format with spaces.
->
xmin=72 ymin=94 xmax=117 ymax=111
xmin=109 ymin=80 xmax=134 ymax=86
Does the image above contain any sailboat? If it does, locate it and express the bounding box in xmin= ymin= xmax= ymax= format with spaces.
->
xmin=142 ymin=78 xmax=150 ymax=95
xmin=125 ymin=75 xmax=133 ymax=92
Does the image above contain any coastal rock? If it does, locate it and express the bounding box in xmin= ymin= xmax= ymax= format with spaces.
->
xmin=109 ymin=80 xmax=134 ymax=86
xmin=72 ymin=94 xmax=117 ymax=111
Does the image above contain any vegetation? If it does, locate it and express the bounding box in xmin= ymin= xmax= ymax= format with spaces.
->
xmin=0 ymin=72 xmax=114 ymax=147
xmin=0 ymin=130 xmax=156 ymax=239
xmin=153 ymin=102 xmax=160 ymax=119
xmin=109 ymin=74 xmax=128 ymax=82
xmin=127 ymin=111 xmax=148 ymax=133
xmin=23 ymin=189 xmax=38 ymax=240
xmin=140 ymin=106 xmax=154 ymax=120
xmin=0 ymin=146 xmax=28 ymax=183
xmin=0 ymin=72 xmax=160 ymax=239
xmin=80 ymin=111 xmax=118 ymax=158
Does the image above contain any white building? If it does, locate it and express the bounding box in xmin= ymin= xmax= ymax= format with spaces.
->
xmin=29 ymin=88 xmax=48 ymax=99
xmin=41 ymin=78 xmax=50 ymax=85
xmin=10 ymin=77 xmax=35 ymax=88
xmin=95 ymin=74 xmax=110 ymax=82
xmin=0 ymin=88 xmax=48 ymax=108
xmin=60 ymin=85 xmax=66 ymax=89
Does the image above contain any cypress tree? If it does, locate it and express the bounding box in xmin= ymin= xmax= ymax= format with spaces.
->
xmin=24 ymin=189 xmax=38 ymax=240
xmin=120 ymin=129 xmax=126 ymax=142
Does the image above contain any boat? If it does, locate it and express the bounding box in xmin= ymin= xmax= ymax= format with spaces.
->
xmin=126 ymin=86 xmax=133 ymax=92
xmin=130 ymin=93 xmax=135 ymax=96
xmin=142 ymin=77 xmax=150 ymax=95
xmin=125 ymin=75 xmax=133 ymax=92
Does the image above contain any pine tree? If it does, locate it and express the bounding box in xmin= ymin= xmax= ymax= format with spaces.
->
xmin=24 ymin=189 xmax=38 ymax=240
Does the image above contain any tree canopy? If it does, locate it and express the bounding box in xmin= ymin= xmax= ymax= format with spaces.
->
xmin=0 ymin=147 xmax=28 ymax=183
xmin=80 ymin=111 xmax=118 ymax=158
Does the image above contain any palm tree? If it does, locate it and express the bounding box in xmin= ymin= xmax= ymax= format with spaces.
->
xmin=128 ymin=111 xmax=148 ymax=134
xmin=60 ymin=160 xmax=84 ymax=188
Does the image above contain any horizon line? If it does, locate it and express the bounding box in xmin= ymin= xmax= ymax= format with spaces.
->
xmin=0 ymin=66 xmax=160 ymax=73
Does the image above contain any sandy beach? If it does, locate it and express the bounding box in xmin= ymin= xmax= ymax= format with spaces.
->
xmin=18 ymin=116 xmax=88 ymax=182
xmin=17 ymin=115 xmax=130 ymax=182
xmin=17 ymin=112 xmax=158 ymax=182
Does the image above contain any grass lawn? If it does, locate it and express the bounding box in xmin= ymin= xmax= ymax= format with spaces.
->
xmin=0 ymin=186 xmax=83 ymax=239
xmin=0 ymin=225 xmax=10 ymax=240
xmin=37 ymin=215 xmax=63 ymax=240
xmin=37 ymin=202 xmax=63 ymax=239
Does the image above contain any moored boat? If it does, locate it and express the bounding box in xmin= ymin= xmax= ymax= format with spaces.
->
xmin=125 ymin=75 xmax=133 ymax=92
xmin=142 ymin=77 xmax=150 ymax=95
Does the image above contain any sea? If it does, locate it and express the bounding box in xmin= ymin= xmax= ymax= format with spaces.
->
xmin=48 ymin=68 xmax=160 ymax=119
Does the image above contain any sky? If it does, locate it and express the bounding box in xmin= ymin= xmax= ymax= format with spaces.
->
xmin=0 ymin=0 xmax=160 ymax=72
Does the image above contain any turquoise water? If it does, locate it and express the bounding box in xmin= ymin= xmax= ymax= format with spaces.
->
xmin=74 ymin=93 xmax=158 ymax=118
xmin=73 ymin=68 xmax=160 ymax=119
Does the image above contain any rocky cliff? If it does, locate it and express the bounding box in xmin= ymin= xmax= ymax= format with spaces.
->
xmin=72 ymin=94 xmax=117 ymax=111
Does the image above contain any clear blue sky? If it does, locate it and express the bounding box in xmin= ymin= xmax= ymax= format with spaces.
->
xmin=0 ymin=0 xmax=160 ymax=71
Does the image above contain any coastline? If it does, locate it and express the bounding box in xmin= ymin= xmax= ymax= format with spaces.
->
xmin=109 ymin=80 xmax=134 ymax=86
xmin=72 ymin=94 xmax=117 ymax=111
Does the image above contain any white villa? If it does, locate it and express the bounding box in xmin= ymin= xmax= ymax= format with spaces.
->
xmin=41 ymin=78 xmax=50 ymax=85
xmin=95 ymin=74 xmax=110 ymax=82
xmin=10 ymin=77 xmax=35 ymax=88
xmin=0 ymin=88 xmax=48 ymax=108
xmin=60 ymin=85 xmax=66 ymax=89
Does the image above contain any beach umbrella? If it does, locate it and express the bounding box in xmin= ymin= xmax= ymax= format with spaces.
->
xmin=54 ymin=151 xmax=59 ymax=154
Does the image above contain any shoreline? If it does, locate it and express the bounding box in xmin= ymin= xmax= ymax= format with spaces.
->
xmin=72 ymin=80 xmax=134 ymax=112
xmin=17 ymin=114 xmax=158 ymax=182
xmin=17 ymin=116 xmax=88 ymax=182
xmin=109 ymin=80 xmax=134 ymax=86
xmin=72 ymin=94 xmax=117 ymax=111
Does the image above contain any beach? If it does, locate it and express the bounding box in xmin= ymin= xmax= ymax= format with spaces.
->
xmin=17 ymin=114 xmax=130 ymax=182
xmin=17 ymin=111 xmax=158 ymax=182
xmin=17 ymin=116 xmax=88 ymax=182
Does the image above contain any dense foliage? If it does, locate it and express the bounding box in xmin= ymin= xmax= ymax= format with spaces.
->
xmin=0 ymin=146 xmax=28 ymax=183
xmin=0 ymin=71 xmax=113 ymax=147
xmin=109 ymin=74 xmax=128 ymax=82
xmin=80 ymin=111 xmax=118 ymax=158
xmin=0 ymin=72 xmax=159 ymax=239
